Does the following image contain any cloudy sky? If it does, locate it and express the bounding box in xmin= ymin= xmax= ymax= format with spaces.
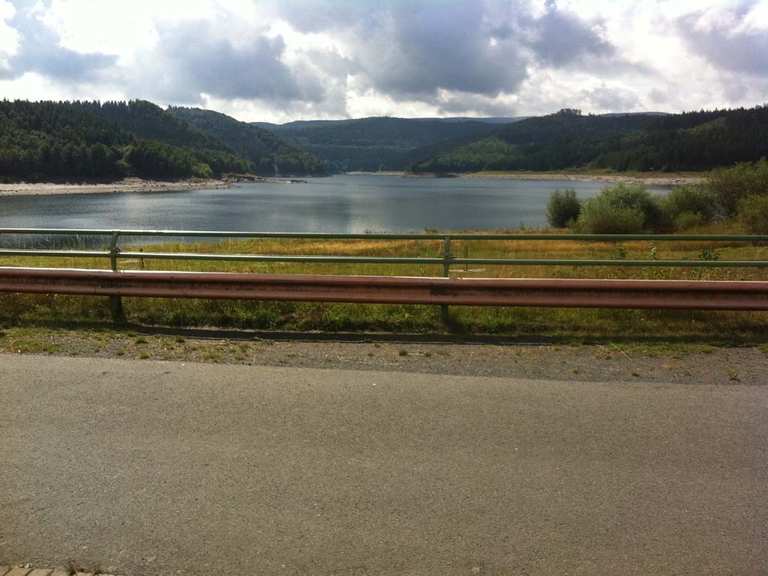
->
xmin=0 ymin=0 xmax=766 ymax=122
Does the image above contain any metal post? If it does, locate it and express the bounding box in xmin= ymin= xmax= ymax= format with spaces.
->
xmin=441 ymin=236 xmax=451 ymax=325
xmin=109 ymin=232 xmax=126 ymax=324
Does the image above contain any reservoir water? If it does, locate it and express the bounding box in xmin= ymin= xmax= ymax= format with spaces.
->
xmin=0 ymin=174 xmax=670 ymax=234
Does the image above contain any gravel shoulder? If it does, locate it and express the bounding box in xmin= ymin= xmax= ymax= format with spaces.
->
xmin=1 ymin=325 xmax=766 ymax=385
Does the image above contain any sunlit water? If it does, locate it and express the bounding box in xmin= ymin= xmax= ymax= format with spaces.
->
xmin=0 ymin=174 xmax=670 ymax=246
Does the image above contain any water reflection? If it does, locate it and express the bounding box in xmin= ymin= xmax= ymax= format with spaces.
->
xmin=0 ymin=174 xmax=670 ymax=247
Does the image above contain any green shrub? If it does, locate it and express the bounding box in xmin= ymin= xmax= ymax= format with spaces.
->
xmin=738 ymin=194 xmax=768 ymax=234
xmin=661 ymin=185 xmax=718 ymax=229
xmin=576 ymin=184 xmax=664 ymax=233
xmin=709 ymin=160 xmax=768 ymax=216
xmin=673 ymin=211 xmax=707 ymax=230
xmin=546 ymin=189 xmax=582 ymax=228
xmin=576 ymin=197 xmax=646 ymax=234
xmin=192 ymin=162 xmax=213 ymax=179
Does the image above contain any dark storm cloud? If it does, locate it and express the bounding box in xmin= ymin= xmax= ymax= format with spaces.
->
xmin=145 ymin=23 xmax=325 ymax=103
xmin=526 ymin=0 xmax=615 ymax=66
xmin=435 ymin=92 xmax=517 ymax=116
xmin=5 ymin=2 xmax=116 ymax=81
xmin=353 ymin=2 xmax=528 ymax=97
xmin=275 ymin=0 xmax=530 ymax=98
xmin=1 ymin=0 xmax=646 ymax=116
xmin=274 ymin=0 xmax=623 ymax=100
xmin=581 ymin=84 xmax=640 ymax=111
xmin=266 ymin=0 xmax=376 ymax=33
xmin=677 ymin=4 xmax=768 ymax=76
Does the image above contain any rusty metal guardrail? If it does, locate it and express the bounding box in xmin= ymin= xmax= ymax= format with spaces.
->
xmin=2 ymin=267 xmax=768 ymax=311
xmin=1 ymin=228 xmax=768 ymax=323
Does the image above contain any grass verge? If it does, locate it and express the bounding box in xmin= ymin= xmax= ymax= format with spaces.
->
xmin=1 ymin=228 xmax=767 ymax=345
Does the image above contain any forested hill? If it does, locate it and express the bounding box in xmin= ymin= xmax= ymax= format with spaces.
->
xmin=0 ymin=100 xmax=252 ymax=180
xmin=254 ymin=116 xmax=521 ymax=172
xmin=168 ymin=107 xmax=325 ymax=176
xmin=410 ymin=106 xmax=768 ymax=173
xmin=0 ymin=100 xmax=324 ymax=181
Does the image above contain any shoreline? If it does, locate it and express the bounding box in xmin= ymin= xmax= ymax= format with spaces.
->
xmin=345 ymin=170 xmax=706 ymax=186
xmin=460 ymin=171 xmax=707 ymax=186
xmin=0 ymin=177 xmax=232 ymax=198
xmin=0 ymin=171 xmax=707 ymax=197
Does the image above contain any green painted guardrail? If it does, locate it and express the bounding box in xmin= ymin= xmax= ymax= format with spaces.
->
xmin=2 ymin=228 xmax=766 ymax=323
xmin=2 ymin=227 xmax=768 ymax=241
xmin=1 ymin=229 xmax=768 ymax=273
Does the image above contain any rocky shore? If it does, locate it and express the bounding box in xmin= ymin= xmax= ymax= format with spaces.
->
xmin=0 ymin=177 xmax=231 ymax=197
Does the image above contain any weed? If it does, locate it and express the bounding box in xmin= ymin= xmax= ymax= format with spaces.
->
xmin=0 ymin=230 xmax=766 ymax=342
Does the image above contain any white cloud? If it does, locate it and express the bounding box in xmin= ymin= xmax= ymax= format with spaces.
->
xmin=0 ymin=0 xmax=766 ymax=121
xmin=0 ymin=0 xmax=19 ymax=72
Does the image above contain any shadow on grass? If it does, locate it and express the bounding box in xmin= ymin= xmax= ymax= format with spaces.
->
xmin=3 ymin=316 xmax=768 ymax=349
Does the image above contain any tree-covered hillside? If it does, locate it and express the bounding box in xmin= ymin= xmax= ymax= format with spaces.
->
xmin=411 ymin=106 xmax=768 ymax=173
xmin=0 ymin=100 xmax=249 ymax=180
xmin=168 ymin=107 xmax=326 ymax=176
xmin=256 ymin=116 xmax=519 ymax=172
xmin=0 ymin=100 xmax=131 ymax=179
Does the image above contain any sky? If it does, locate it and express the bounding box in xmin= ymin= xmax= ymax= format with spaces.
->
xmin=0 ymin=0 xmax=766 ymax=123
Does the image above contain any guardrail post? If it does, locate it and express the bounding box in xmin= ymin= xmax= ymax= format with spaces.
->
xmin=441 ymin=236 xmax=452 ymax=325
xmin=109 ymin=232 xmax=126 ymax=324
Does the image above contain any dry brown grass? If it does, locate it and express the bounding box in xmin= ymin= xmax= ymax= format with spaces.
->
xmin=2 ymin=227 xmax=767 ymax=341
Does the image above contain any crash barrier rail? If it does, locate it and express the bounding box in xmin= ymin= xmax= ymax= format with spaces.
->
xmin=1 ymin=228 xmax=767 ymax=322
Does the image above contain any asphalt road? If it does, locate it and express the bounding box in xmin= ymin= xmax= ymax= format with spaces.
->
xmin=1 ymin=354 xmax=766 ymax=576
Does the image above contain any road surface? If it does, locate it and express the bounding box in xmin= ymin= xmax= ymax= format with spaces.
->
xmin=1 ymin=354 xmax=766 ymax=575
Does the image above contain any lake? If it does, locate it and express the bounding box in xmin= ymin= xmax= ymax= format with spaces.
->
xmin=0 ymin=174 xmax=670 ymax=234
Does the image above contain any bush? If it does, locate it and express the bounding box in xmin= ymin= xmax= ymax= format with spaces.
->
xmin=738 ymin=194 xmax=768 ymax=234
xmin=661 ymin=184 xmax=719 ymax=230
xmin=709 ymin=160 xmax=768 ymax=216
xmin=673 ymin=211 xmax=707 ymax=230
xmin=575 ymin=184 xmax=664 ymax=233
xmin=546 ymin=189 xmax=581 ymax=228
xmin=192 ymin=162 xmax=213 ymax=179
xmin=576 ymin=196 xmax=646 ymax=233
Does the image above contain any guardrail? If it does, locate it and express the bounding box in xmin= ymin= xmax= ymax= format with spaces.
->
xmin=2 ymin=268 xmax=768 ymax=310
xmin=2 ymin=228 xmax=768 ymax=271
xmin=1 ymin=228 xmax=767 ymax=323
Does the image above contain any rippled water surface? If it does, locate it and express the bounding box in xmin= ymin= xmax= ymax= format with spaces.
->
xmin=0 ymin=174 xmax=670 ymax=233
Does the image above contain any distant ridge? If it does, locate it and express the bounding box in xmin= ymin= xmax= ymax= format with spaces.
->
xmin=409 ymin=106 xmax=768 ymax=173
xmin=252 ymin=116 xmax=525 ymax=130
xmin=169 ymin=107 xmax=326 ymax=175
xmin=252 ymin=116 xmax=517 ymax=172
xmin=0 ymin=99 xmax=327 ymax=181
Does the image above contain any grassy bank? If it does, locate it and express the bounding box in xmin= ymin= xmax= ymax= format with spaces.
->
xmin=2 ymin=227 xmax=768 ymax=343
